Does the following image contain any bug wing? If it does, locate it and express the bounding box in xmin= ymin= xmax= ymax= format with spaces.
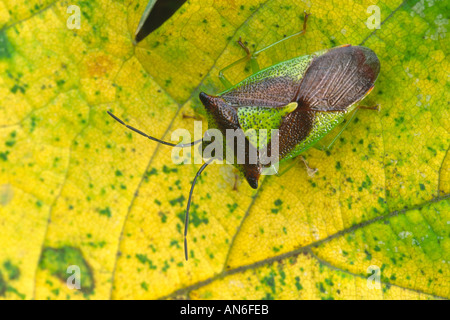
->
xmin=237 ymin=102 xmax=298 ymax=150
xmin=221 ymin=55 xmax=313 ymax=108
xmin=297 ymin=46 xmax=380 ymax=111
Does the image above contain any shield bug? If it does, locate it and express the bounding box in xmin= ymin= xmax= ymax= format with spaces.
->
xmin=107 ymin=12 xmax=380 ymax=260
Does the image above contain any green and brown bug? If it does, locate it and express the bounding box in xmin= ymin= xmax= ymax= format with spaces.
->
xmin=107 ymin=12 xmax=380 ymax=261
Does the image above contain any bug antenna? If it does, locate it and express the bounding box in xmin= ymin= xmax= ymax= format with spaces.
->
xmin=107 ymin=111 xmax=202 ymax=148
xmin=184 ymin=159 xmax=214 ymax=261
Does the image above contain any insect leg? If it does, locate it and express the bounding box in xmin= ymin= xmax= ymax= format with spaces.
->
xmin=218 ymin=37 xmax=252 ymax=89
xmin=184 ymin=159 xmax=214 ymax=261
xmin=219 ymin=11 xmax=310 ymax=88
xmin=277 ymin=155 xmax=317 ymax=177
xmin=358 ymin=105 xmax=380 ymax=111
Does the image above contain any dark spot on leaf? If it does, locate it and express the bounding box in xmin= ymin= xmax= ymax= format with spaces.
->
xmin=39 ymin=246 xmax=94 ymax=295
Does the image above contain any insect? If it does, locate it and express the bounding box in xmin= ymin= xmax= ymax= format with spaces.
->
xmin=107 ymin=12 xmax=380 ymax=261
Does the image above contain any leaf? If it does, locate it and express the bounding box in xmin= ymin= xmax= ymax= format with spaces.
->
xmin=0 ymin=0 xmax=448 ymax=300
xmin=237 ymin=102 xmax=298 ymax=150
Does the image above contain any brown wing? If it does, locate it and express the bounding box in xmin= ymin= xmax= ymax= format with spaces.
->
xmin=273 ymin=46 xmax=380 ymax=161
xmin=296 ymin=46 xmax=380 ymax=111
xmin=222 ymin=76 xmax=301 ymax=108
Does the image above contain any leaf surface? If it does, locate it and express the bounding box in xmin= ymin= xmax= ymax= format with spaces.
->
xmin=0 ymin=0 xmax=448 ymax=299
